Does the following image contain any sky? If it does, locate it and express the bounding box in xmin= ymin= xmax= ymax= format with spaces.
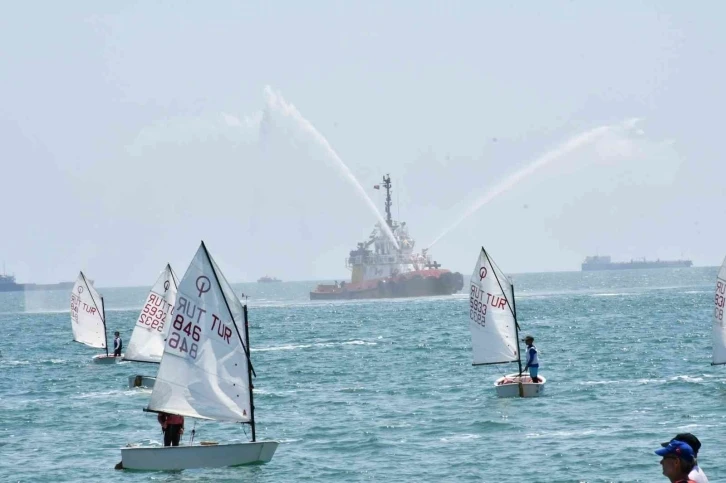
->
xmin=1 ymin=1 xmax=725 ymax=286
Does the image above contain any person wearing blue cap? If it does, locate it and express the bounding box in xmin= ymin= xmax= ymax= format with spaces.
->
xmin=655 ymin=440 xmax=697 ymax=483
xmin=661 ymin=433 xmax=708 ymax=483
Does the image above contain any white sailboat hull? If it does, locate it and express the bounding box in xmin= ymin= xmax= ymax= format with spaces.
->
xmin=128 ymin=375 xmax=156 ymax=388
xmin=494 ymin=373 xmax=546 ymax=398
xmin=120 ymin=441 xmax=279 ymax=470
xmin=92 ymin=354 xmax=123 ymax=364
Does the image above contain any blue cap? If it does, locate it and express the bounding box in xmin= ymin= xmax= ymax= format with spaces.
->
xmin=655 ymin=440 xmax=695 ymax=462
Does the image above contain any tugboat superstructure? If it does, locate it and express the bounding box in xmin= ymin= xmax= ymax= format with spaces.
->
xmin=310 ymin=175 xmax=463 ymax=300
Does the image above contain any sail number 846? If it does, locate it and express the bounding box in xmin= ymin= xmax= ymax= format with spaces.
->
xmin=168 ymin=314 xmax=201 ymax=359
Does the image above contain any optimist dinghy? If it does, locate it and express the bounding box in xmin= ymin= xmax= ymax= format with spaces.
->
xmin=469 ymin=248 xmax=545 ymax=398
xmin=119 ymin=242 xmax=278 ymax=470
xmin=70 ymin=272 xmax=120 ymax=363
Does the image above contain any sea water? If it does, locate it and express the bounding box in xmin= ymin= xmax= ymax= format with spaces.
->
xmin=0 ymin=267 xmax=723 ymax=482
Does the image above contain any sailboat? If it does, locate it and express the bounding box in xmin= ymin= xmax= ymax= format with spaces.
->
xmin=70 ymin=271 xmax=120 ymax=364
xmin=712 ymin=256 xmax=726 ymax=365
xmin=124 ymin=264 xmax=179 ymax=388
xmin=469 ymin=248 xmax=545 ymax=398
xmin=119 ymin=241 xmax=278 ymax=470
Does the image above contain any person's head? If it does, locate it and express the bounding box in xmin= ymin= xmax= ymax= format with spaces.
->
xmin=656 ymin=440 xmax=695 ymax=480
xmin=522 ymin=335 xmax=534 ymax=345
xmin=114 ymin=331 xmax=120 ymax=337
xmin=661 ymin=433 xmax=701 ymax=457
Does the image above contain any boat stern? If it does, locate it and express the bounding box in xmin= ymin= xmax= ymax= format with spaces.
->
xmin=493 ymin=374 xmax=546 ymax=398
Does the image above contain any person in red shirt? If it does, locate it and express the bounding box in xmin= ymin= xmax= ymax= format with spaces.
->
xmin=157 ymin=412 xmax=185 ymax=447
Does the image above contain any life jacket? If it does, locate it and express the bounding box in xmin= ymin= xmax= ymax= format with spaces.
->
xmin=526 ymin=344 xmax=539 ymax=366
xmin=166 ymin=414 xmax=184 ymax=426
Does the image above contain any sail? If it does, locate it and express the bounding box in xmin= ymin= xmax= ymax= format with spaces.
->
xmin=70 ymin=272 xmax=106 ymax=349
xmin=713 ymin=256 xmax=726 ymax=365
xmin=147 ymin=242 xmax=252 ymax=423
xmin=469 ymin=248 xmax=519 ymax=365
xmin=124 ymin=264 xmax=179 ymax=363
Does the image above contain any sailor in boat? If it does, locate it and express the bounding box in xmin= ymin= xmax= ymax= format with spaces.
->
xmin=660 ymin=433 xmax=708 ymax=483
xmin=157 ymin=412 xmax=185 ymax=447
xmin=521 ymin=335 xmax=540 ymax=382
xmin=655 ymin=439 xmax=698 ymax=483
xmin=113 ymin=332 xmax=123 ymax=357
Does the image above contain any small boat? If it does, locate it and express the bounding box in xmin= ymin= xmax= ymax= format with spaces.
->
xmin=712 ymin=256 xmax=726 ymax=365
xmin=469 ymin=248 xmax=545 ymax=398
xmin=70 ymin=272 xmax=120 ymax=363
xmin=119 ymin=241 xmax=278 ymax=470
xmin=123 ymin=264 xmax=179 ymax=388
xmin=257 ymin=275 xmax=281 ymax=283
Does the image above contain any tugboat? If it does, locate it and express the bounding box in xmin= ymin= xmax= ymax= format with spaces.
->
xmin=310 ymin=175 xmax=464 ymax=300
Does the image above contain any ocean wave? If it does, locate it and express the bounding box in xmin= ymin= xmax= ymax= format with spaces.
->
xmin=526 ymin=428 xmax=600 ymax=439
xmin=0 ymin=360 xmax=31 ymax=366
xmin=440 ymin=433 xmax=481 ymax=442
xmin=254 ymin=340 xmax=377 ymax=352
xmin=670 ymin=375 xmax=704 ymax=383
xmin=578 ymin=378 xmax=668 ymax=385
xmin=72 ymin=389 xmax=146 ymax=400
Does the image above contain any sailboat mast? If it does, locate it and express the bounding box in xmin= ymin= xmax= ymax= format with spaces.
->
xmin=511 ymin=285 xmax=523 ymax=375
xmin=101 ymin=295 xmax=108 ymax=356
xmin=510 ymin=283 xmax=525 ymax=398
xmin=383 ymin=174 xmax=393 ymax=228
xmin=243 ymin=304 xmax=256 ymax=442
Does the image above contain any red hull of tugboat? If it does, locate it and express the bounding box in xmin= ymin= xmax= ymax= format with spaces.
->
xmin=309 ymin=269 xmax=464 ymax=301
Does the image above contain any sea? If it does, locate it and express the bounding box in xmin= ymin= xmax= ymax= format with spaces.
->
xmin=1 ymin=267 xmax=723 ymax=483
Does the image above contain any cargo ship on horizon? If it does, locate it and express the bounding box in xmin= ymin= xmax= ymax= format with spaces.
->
xmin=310 ymin=175 xmax=464 ymax=300
xmin=0 ymin=273 xmax=76 ymax=292
xmin=581 ymin=255 xmax=693 ymax=271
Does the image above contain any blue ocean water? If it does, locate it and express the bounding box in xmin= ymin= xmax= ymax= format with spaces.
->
xmin=0 ymin=267 xmax=723 ymax=482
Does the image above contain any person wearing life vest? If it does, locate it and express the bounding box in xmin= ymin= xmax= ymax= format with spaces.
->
xmin=157 ymin=412 xmax=185 ymax=447
xmin=113 ymin=332 xmax=122 ymax=357
xmin=521 ymin=335 xmax=540 ymax=383
xmin=655 ymin=440 xmax=698 ymax=483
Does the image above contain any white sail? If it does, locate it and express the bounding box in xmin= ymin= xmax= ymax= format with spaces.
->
xmin=147 ymin=242 xmax=252 ymax=423
xmin=124 ymin=264 xmax=179 ymax=363
xmin=469 ymin=248 xmax=519 ymax=365
xmin=70 ymin=272 xmax=107 ymax=349
xmin=713 ymin=256 xmax=726 ymax=365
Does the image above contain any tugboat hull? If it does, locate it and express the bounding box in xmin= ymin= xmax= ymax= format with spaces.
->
xmin=310 ymin=270 xmax=463 ymax=301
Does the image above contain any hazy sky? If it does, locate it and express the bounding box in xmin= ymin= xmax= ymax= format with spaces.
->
xmin=2 ymin=1 xmax=725 ymax=286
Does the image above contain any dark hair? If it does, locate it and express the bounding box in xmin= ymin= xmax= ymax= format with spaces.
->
xmin=680 ymin=458 xmax=695 ymax=474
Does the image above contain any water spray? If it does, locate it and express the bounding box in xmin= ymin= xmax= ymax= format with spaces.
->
xmin=262 ymin=86 xmax=400 ymax=249
xmin=427 ymin=118 xmax=643 ymax=249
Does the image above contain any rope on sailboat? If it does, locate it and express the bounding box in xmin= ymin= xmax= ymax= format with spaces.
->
xmin=188 ymin=420 xmax=197 ymax=446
